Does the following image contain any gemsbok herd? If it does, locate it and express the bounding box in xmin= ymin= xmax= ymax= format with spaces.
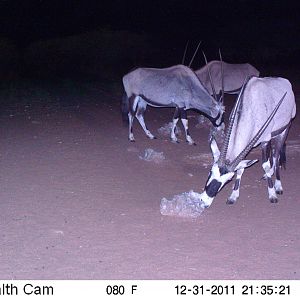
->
xmin=121 ymin=47 xmax=296 ymax=208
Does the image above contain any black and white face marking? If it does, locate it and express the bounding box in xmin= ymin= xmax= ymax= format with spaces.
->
xmin=201 ymin=159 xmax=258 ymax=207
xmin=202 ymin=137 xmax=258 ymax=208
xmin=205 ymin=179 xmax=222 ymax=198
xmin=200 ymin=163 xmax=235 ymax=207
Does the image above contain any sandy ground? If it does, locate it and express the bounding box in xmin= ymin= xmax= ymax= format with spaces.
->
xmin=0 ymin=78 xmax=299 ymax=280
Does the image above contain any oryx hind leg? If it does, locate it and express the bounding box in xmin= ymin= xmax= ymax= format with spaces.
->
xmin=227 ymin=168 xmax=245 ymax=204
xmin=261 ymin=141 xmax=278 ymax=203
xmin=179 ymin=108 xmax=195 ymax=145
xmin=272 ymin=128 xmax=289 ymax=195
xmin=135 ymin=98 xmax=156 ymax=140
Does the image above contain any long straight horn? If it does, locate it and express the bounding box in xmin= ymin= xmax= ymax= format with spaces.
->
xmin=188 ymin=41 xmax=202 ymax=67
xmin=218 ymin=76 xmax=248 ymax=166
xmin=182 ymin=40 xmax=189 ymax=65
xmin=202 ymin=51 xmax=217 ymax=101
xmin=219 ymin=48 xmax=224 ymax=104
xmin=229 ymin=92 xmax=287 ymax=171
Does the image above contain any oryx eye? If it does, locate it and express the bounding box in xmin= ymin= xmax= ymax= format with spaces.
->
xmin=219 ymin=165 xmax=228 ymax=175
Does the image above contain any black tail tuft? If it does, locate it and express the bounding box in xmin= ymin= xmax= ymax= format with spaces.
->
xmin=121 ymin=93 xmax=129 ymax=124
xmin=279 ymin=142 xmax=287 ymax=169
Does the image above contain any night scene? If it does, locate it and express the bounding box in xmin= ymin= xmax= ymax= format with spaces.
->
xmin=0 ymin=0 xmax=299 ymax=280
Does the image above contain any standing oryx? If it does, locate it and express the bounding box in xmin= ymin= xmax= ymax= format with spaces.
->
xmin=200 ymin=76 xmax=296 ymax=208
xmin=195 ymin=60 xmax=260 ymax=96
xmin=122 ymin=65 xmax=224 ymax=145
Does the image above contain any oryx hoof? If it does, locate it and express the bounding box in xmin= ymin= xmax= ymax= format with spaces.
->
xmin=186 ymin=136 xmax=195 ymax=145
xmin=261 ymin=174 xmax=267 ymax=180
xmin=226 ymin=198 xmax=236 ymax=205
xmin=148 ymin=136 xmax=156 ymax=140
xmin=276 ymin=190 xmax=283 ymax=195
xmin=129 ymin=134 xmax=135 ymax=142
xmin=187 ymin=140 xmax=196 ymax=146
xmin=269 ymin=197 xmax=278 ymax=203
xmin=171 ymin=139 xmax=179 ymax=144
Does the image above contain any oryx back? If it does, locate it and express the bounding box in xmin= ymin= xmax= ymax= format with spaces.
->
xmin=227 ymin=77 xmax=296 ymax=161
xmin=195 ymin=60 xmax=260 ymax=95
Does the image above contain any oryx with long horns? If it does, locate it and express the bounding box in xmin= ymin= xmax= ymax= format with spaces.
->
xmin=200 ymin=76 xmax=296 ymax=208
xmin=195 ymin=59 xmax=260 ymax=97
xmin=122 ymin=64 xmax=224 ymax=145
xmin=183 ymin=43 xmax=259 ymax=99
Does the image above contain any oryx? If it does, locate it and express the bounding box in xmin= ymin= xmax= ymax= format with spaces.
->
xmin=200 ymin=76 xmax=296 ymax=208
xmin=195 ymin=60 xmax=260 ymax=97
xmin=122 ymin=64 xmax=224 ymax=145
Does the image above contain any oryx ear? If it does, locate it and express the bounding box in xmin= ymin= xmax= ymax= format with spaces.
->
xmin=234 ymin=159 xmax=258 ymax=171
xmin=210 ymin=137 xmax=220 ymax=162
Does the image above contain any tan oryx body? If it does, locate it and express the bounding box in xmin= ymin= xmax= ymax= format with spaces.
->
xmin=122 ymin=64 xmax=224 ymax=145
xmin=195 ymin=60 xmax=260 ymax=95
xmin=200 ymin=76 xmax=296 ymax=208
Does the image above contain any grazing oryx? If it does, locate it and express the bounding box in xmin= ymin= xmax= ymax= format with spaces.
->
xmin=200 ymin=76 xmax=296 ymax=208
xmin=122 ymin=65 xmax=224 ymax=145
xmin=195 ymin=60 xmax=260 ymax=96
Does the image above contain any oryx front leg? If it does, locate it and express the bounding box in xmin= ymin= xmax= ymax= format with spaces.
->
xmin=180 ymin=108 xmax=195 ymax=145
xmin=262 ymin=142 xmax=277 ymax=203
xmin=135 ymin=98 xmax=156 ymax=140
xmin=128 ymin=113 xmax=135 ymax=142
xmin=171 ymin=108 xmax=180 ymax=143
xmin=262 ymin=156 xmax=275 ymax=180
xmin=128 ymin=95 xmax=138 ymax=142
xmin=227 ymin=168 xmax=245 ymax=205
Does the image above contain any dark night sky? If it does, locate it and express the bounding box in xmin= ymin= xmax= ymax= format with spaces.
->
xmin=0 ymin=0 xmax=299 ymax=44
xmin=0 ymin=0 xmax=299 ymax=73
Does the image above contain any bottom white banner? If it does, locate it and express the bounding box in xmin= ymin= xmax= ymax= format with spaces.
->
xmin=0 ymin=280 xmax=298 ymax=299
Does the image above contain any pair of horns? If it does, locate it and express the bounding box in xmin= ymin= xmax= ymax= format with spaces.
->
xmin=202 ymin=50 xmax=224 ymax=103
xmin=218 ymin=76 xmax=248 ymax=166
xmin=182 ymin=42 xmax=224 ymax=103
xmin=182 ymin=40 xmax=202 ymax=67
